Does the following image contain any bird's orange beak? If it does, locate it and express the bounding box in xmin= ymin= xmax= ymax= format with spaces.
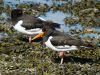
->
xmin=31 ymin=32 xmax=45 ymax=41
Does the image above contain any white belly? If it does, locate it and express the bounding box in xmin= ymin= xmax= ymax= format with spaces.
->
xmin=13 ymin=20 xmax=42 ymax=35
xmin=45 ymin=36 xmax=78 ymax=51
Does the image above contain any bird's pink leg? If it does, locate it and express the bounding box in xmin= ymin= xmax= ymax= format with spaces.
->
xmin=59 ymin=51 xmax=64 ymax=64
xmin=60 ymin=57 xmax=64 ymax=64
xmin=29 ymin=36 xmax=32 ymax=43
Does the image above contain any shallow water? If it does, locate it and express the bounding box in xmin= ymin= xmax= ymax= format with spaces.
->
xmin=0 ymin=32 xmax=8 ymax=41
xmin=1 ymin=0 xmax=100 ymax=38
xmin=40 ymin=11 xmax=71 ymax=32
xmin=4 ymin=0 xmax=67 ymax=6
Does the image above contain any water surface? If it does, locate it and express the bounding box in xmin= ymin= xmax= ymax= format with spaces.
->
xmin=2 ymin=0 xmax=100 ymax=38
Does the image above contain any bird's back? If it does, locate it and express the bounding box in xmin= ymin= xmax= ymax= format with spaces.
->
xmin=12 ymin=14 xmax=44 ymax=30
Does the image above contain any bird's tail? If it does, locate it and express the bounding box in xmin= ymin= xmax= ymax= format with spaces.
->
xmin=80 ymin=42 xmax=94 ymax=50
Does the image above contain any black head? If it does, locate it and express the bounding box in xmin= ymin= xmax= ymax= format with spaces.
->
xmin=11 ymin=9 xmax=23 ymax=20
xmin=42 ymin=21 xmax=60 ymax=30
xmin=52 ymin=22 xmax=60 ymax=29
xmin=42 ymin=21 xmax=54 ymax=31
xmin=42 ymin=21 xmax=60 ymax=31
xmin=42 ymin=22 xmax=55 ymax=42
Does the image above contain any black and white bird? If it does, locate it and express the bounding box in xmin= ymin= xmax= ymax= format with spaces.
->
xmin=11 ymin=9 xmax=60 ymax=43
xmin=31 ymin=25 xmax=93 ymax=64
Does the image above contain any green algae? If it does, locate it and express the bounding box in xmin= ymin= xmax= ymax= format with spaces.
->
xmin=0 ymin=1 xmax=100 ymax=74
xmin=0 ymin=24 xmax=100 ymax=74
